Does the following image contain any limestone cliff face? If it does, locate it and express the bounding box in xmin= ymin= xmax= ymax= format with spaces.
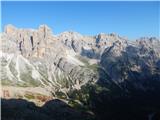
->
xmin=3 ymin=24 xmax=53 ymax=57
xmin=2 ymin=25 xmax=127 ymax=59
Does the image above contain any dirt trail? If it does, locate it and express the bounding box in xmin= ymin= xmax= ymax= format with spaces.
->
xmin=1 ymin=86 xmax=53 ymax=106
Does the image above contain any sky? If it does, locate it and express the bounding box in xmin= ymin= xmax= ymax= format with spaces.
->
xmin=1 ymin=1 xmax=159 ymax=39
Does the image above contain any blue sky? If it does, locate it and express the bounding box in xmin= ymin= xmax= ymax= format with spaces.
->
xmin=1 ymin=1 xmax=159 ymax=39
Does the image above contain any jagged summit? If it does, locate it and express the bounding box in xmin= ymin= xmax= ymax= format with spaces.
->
xmin=4 ymin=24 xmax=52 ymax=32
xmin=4 ymin=24 xmax=17 ymax=34
xmin=2 ymin=24 xmax=130 ymax=59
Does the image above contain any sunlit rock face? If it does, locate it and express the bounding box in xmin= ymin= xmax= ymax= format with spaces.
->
xmin=3 ymin=24 xmax=53 ymax=57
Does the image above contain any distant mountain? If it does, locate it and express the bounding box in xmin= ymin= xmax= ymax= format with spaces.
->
xmin=1 ymin=24 xmax=160 ymax=120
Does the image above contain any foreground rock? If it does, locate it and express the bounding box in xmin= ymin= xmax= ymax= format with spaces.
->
xmin=1 ymin=86 xmax=53 ymax=106
xmin=1 ymin=98 xmax=94 ymax=120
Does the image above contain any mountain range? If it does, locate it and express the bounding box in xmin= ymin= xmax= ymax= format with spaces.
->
xmin=1 ymin=24 xmax=160 ymax=120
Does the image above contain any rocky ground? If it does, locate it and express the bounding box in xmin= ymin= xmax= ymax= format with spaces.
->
xmin=1 ymin=86 xmax=53 ymax=106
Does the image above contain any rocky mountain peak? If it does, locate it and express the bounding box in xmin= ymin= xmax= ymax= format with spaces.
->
xmin=4 ymin=24 xmax=17 ymax=34
xmin=2 ymin=25 xmax=57 ymax=58
xmin=38 ymin=24 xmax=53 ymax=38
